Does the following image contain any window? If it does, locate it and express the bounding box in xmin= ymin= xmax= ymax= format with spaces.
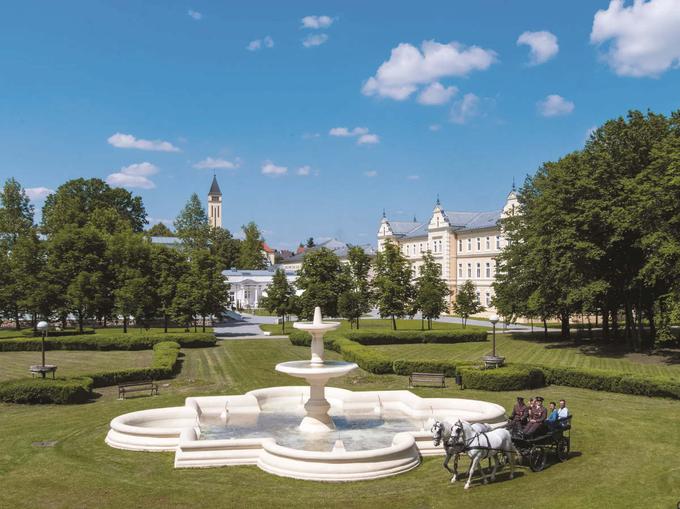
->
xmin=458 ymin=263 xmax=463 ymax=277
xmin=458 ymin=239 xmax=462 ymax=252
xmin=439 ymin=240 xmax=443 ymax=252
xmin=485 ymin=292 xmax=491 ymax=306
xmin=419 ymin=243 xmax=423 ymax=253
xmin=496 ymin=235 xmax=501 ymax=249
xmin=485 ymin=236 xmax=490 ymax=249
xmin=485 ymin=262 xmax=491 ymax=278
xmin=476 ymin=263 xmax=481 ymax=278
xmin=467 ymin=238 xmax=472 ymax=251
xmin=467 ymin=263 xmax=472 ymax=277
xmin=476 ymin=291 xmax=481 ymax=301
xmin=476 ymin=238 xmax=481 ymax=250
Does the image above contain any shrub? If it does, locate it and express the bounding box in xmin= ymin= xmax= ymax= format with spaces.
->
xmin=0 ymin=377 xmax=93 ymax=404
xmin=345 ymin=330 xmax=487 ymax=345
xmin=459 ymin=365 xmax=545 ymax=391
xmin=392 ymin=359 xmax=471 ymax=377
xmin=332 ymin=337 xmax=394 ymax=374
xmin=0 ymin=333 xmax=215 ymax=351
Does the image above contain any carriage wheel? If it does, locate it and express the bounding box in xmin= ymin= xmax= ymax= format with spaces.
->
xmin=556 ymin=437 xmax=570 ymax=462
xmin=529 ymin=446 xmax=546 ymax=472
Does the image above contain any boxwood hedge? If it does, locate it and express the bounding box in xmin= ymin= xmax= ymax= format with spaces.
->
xmin=345 ymin=329 xmax=487 ymax=345
xmin=0 ymin=332 xmax=215 ymax=351
xmin=0 ymin=377 xmax=93 ymax=404
xmin=458 ymin=365 xmax=546 ymax=391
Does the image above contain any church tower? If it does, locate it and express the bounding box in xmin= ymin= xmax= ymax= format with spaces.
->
xmin=207 ymin=175 xmax=222 ymax=228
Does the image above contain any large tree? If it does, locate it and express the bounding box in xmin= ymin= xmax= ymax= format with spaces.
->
xmin=295 ymin=247 xmax=349 ymax=319
xmin=372 ymin=241 xmax=414 ymax=330
xmin=261 ymin=268 xmax=297 ymax=333
xmin=151 ymin=244 xmax=188 ymax=332
xmin=187 ymin=249 xmax=230 ymax=332
xmin=147 ymin=222 xmax=174 ymax=237
xmin=0 ymin=178 xmax=34 ymax=248
xmin=341 ymin=246 xmax=373 ymax=329
xmin=452 ymin=280 xmax=484 ymax=328
xmin=174 ymin=193 xmax=210 ymax=249
xmin=238 ymin=222 xmax=267 ymax=269
xmin=414 ymin=252 xmax=450 ymax=330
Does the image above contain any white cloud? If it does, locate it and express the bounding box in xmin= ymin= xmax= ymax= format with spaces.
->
xmin=25 ymin=187 xmax=54 ymax=201
xmin=106 ymin=162 xmax=159 ymax=189
xmin=303 ymin=34 xmax=329 ymax=48
xmin=591 ymin=0 xmax=680 ymax=77
xmin=261 ymin=161 xmax=288 ymax=176
xmin=537 ymin=94 xmax=575 ymax=117
xmin=362 ymin=40 xmax=497 ymax=101
xmin=247 ymin=36 xmax=274 ymax=51
xmin=357 ymin=133 xmax=380 ymax=145
xmin=188 ymin=9 xmax=202 ymax=20
xmin=417 ymin=82 xmax=458 ymax=105
xmin=302 ymin=132 xmax=320 ymax=139
xmin=450 ymin=93 xmax=480 ymax=124
xmin=364 ymin=170 xmax=378 ymax=177
xmin=429 ymin=124 xmax=442 ymax=131
xmin=107 ymin=133 xmax=180 ymax=152
xmin=296 ymin=165 xmax=312 ymax=176
xmin=329 ymin=126 xmax=369 ymax=137
xmin=517 ymin=30 xmax=559 ymax=65
xmin=193 ymin=157 xmax=240 ymax=170
xmin=406 ymin=175 xmax=420 ymax=180
xmin=301 ymin=15 xmax=334 ymax=29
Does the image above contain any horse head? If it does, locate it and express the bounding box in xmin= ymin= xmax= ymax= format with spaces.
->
xmin=431 ymin=420 xmax=445 ymax=447
xmin=449 ymin=419 xmax=468 ymax=448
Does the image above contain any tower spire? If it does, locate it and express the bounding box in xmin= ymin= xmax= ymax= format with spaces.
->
xmin=382 ymin=208 xmax=386 ymax=219
xmin=512 ymin=176 xmax=516 ymax=192
xmin=436 ymin=193 xmax=440 ymax=206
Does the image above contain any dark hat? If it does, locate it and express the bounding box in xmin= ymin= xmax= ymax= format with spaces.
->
xmin=516 ymin=396 xmax=524 ymax=401
xmin=536 ymin=396 xmax=544 ymax=402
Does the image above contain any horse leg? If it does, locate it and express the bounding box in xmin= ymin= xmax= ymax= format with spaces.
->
xmin=464 ymin=455 xmax=480 ymax=490
xmin=489 ymin=454 xmax=499 ymax=482
xmin=442 ymin=451 xmax=453 ymax=474
xmin=508 ymin=445 xmax=519 ymax=480
xmin=451 ymin=453 xmax=459 ymax=483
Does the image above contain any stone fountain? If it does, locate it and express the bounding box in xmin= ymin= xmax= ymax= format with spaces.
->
xmin=275 ymin=307 xmax=358 ymax=432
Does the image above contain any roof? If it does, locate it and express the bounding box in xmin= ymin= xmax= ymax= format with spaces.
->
xmin=388 ymin=221 xmax=423 ymax=235
xmin=282 ymin=238 xmax=376 ymax=264
xmin=208 ymin=175 xmax=222 ymax=196
xmin=445 ymin=210 xmax=502 ymax=231
xmin=261 ymin=242 xmax=274 ymax=253
xmin=150 ymin=236 xmax=182 ymax=245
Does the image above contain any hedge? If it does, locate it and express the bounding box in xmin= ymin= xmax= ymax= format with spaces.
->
xmin=345 ymin=330 xmax=487 ymax=345
xmin=87 ymin=341 xmax=181 ymax=388
xmin=392 ymin=359 xmax=471 ymax=378
xmin=0 ymin=377 xmax=93 ymax=404
xmin=0 ymin=332 xmax=215 ymax=351
xmin=458 ymin=365 xmax=546 ymax=391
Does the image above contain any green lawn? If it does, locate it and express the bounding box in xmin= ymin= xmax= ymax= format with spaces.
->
xmin=260 ymin=318 xmax=487 ymax=335
xmin=1 ymin=338 xmax=679 ymax=508
xmin=0 ymin=326 xmax=214 ymax=340
xmin=0 ymin=350 xmax=154 ymax=381
xmin=370 ymin=334 xmax=680 ymax=379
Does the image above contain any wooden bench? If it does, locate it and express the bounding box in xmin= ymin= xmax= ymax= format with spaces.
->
xmin=118 ymin=381 xmax=159 ymax=400
xmin=408 ymin=372 xmax=446 ymax=388
xmin=29 ymin=365 xmax=57 ymax=379
xmin=482 ymin=356 xmax=505 ymax=369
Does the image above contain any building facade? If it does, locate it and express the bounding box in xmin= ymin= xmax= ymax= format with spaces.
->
xmin=223 ymin=269 xmax=297 ymax=309
xmin=279 ymin=238 xmax=376 ymax=272
xmin=377 ymin=190 xmax=518 ymax=315
xmin=207 ymin=174 xmax=222 ymax=229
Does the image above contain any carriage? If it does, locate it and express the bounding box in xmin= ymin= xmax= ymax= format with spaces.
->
xmin=510 ymin=415 xmax=572 ymax=472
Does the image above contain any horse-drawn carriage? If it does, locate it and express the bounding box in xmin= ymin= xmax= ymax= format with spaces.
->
xmin=509 ymin=415 xmax=572 ymax=472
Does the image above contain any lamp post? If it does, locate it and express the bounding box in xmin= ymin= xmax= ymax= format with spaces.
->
xmin=36 ymin=321 xmax=49 ymax=378
xmin=489 ymin=314 xmax=499 ymax=358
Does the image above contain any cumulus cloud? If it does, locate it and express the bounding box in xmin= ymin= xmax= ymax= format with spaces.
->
xmin=247 ymin=36 xmax=274 ymax=51
xmin=329 ymin=126 xmax=369 ymax=137
xmin=302 ymin=132 xmax=321 ymax=139
xmin=296 ymin=165 xmax=312 ymax=176
xmin=301 ymin=15 xmax=334 ymax=29
xmin=107 ymin=133 xmax=179 ymax=152
xmin=406 ymin=175 xmax=420 ymax=180
xmin=591 ymin=0 xmax=680 ymax=77
xmin=537 ymin=94 xmax=575 ymax=117
xmin=429 ymin=124 xmax=442 ymax=131
xmin=362 ymin=40 xmax=497 ymax=101
xmin=450 ymin=93 xmax=480 ymax=124
xmin=417 ymin=82 xmax=458 ymax=105
xmin=106 ymin=162 xmax=159 ymax=189
xmin=517 ymin=30 xmax=559 ymax=65
xmin=188 ymin=9 xmax=202 ymax=20
xmin=193 ymin=157 xmax=240 ymax=170
xmin=261 ymin=161 xmax=288 ymax=176
xmin=364 ymin=170 xmax=378 ymax=177
xmin=357 ymin=133 xmax=380 ymax=145
xmin=25 ymin=187 xmax=54 ymax=201
xmin=303 ymin=33 xmax=329 ymax=48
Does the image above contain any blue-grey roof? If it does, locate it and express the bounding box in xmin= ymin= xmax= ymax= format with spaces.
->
xmin=446 ymin=210 xmax=501 ymax=231
xmin=150 ymin=236 xmax=182 ymax=245
xmin=388 ymin=221 xmax=423 ymax=235
xmin=223 ymin=269 xmax=295 ymax=277
xmin=283 ymin=239 xmax=376 ymax=263
xmin=402 ymin=222 xmax=428 ymax=238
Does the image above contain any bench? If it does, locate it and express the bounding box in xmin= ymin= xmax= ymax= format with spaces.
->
xmin=29 ymin=365 xmax=57 ymax=379
xmin=118 ymin=381 xmax=159 ymax=400
xmin=408 ymin=372 xmax=446 ymax=388
xmin=482 ymin=356 xmax=505 ymax=369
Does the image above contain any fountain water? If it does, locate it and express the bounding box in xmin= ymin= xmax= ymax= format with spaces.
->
xmin=275 ymin=307 xmax=357 ymax=432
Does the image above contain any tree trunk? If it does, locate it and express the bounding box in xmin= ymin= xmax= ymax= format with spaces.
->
xmin=543 ymin=318 xmax=548 ymax=336
xmin=194 ymin=319 xmax=197 ymax=333
xmin=602 ymin=309 xmax=609 ymax=339
xmin=123 ymin=316 xmax=128 ymax=334
xmin=624 ymin=299 xmax=632 ymax=345
xmin=391 ymin=315 xmax=397 ymax=330
xmin=79 ymin=312 xmax=84 ymax=333
xmin=560 ymin=313 xmax=570 ymax=339
xmin=61 ymin=314 xmax=67 ymax=330
xmin=14 ymin=307 xmax=20 ymax=330
xmin=611 ymin=310 xmax=619 ymax=339
xmin=164 ymin=314 xmax=168 ymax=333
xmin=356 ymin=317 xmax=360 ymax=330
xmin=103 ymin=316 xmax=107 ymax=328
xmin=646 ymin=305 xmax=656 ymax=350
xmin=428 ymin=318 xmax=432 ymax=330
xmin=281 ymin=315 xmax=285 ymax=334
xmin=202 ymin=315 xmax=206 ymax=333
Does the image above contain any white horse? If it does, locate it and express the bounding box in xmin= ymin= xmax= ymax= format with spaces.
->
xmin=449 ymin=419 xmax=518 ymax=490
xmin=431 ymin=421 xmax=493 ymax=483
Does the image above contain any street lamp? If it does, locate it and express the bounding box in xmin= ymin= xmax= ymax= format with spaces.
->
xmin=36 ymin=321 xmax=49 ymax=378
xmin=489 ymin=314 xmax=499 ymax=358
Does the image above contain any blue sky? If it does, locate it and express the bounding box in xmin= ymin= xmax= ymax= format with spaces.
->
xmin=1 ymin=1 xmax=679 ymax=250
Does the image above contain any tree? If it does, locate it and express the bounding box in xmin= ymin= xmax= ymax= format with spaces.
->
xmin=147 ymin=222 xmax=174 ymax=237
xmin=452 ymin=280 xmax=484 ymax=328
xmin=0 ymin=178 xmax=34 ymax=248
xmin=372 ymin=241 xmax=414 ymax=330
xmin=238 ymin=222 xmax=267 ymax=269
xmin=295 ymin=247 xmax=349 ymax=319
xmin=174 ymin=193 xmax=210 ymax=249
xmin=414 ymin=252 xmax=450 ymax=329
xmin=338 ymin=290 xmax=365 ymax=329
xmin=151 ymin=245 xmax=188 ymax=332
xmin=261 ymin=269 xmax=296 ymax=333
xmin=209 ymin=227 xmax=241 ymax=270
xmin=344 ymin=246 xmax=373 ymax=328
xmin=42 ymin=178 xmax=146 ymax=234
xmin=171 ymin=278 xmax=200 ymax=332
xmin=188 ymin=249 xmax=230 ymax=332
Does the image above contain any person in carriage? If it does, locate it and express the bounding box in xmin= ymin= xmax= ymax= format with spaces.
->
xmin=507 ymin=396 xmax=529 ymax=433
xmin=522 ymin=396 xmax=547 ymax=437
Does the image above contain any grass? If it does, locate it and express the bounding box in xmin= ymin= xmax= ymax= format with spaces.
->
xmin=260 ymin=318 xmax=487 ymax=335
xmin=0 ymin=337 xmax=679 ymax=508
xmin=0 ymin=326 xmax=214 ymax=340
xmin=370 ymin=333 xmax=680 ymax=379
xmin=0 ymin=350 xmax=154 ymax=381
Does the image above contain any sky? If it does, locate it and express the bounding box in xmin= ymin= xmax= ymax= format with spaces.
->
xmin=1 ymin=0 xmax=679 ymax=250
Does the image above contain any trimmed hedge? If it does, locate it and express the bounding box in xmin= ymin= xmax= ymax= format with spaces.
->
xmin=0 ymin=377 xmax=93 ymax=404
xmin=393 ymin=359 xmax=470 ymax=378
xmin=87 ymin=341 xmax=181 ymax=388
xmin=0 ymin=332 xmax=215 ymax=351
xmin=345 ymin=330 xmax=487 ymax=345
xmin=459 ymin=365 xmax=545 ymax=391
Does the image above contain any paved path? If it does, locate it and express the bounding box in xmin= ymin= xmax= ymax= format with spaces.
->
xmin=213 ymin=313 xmax=285 ymax=339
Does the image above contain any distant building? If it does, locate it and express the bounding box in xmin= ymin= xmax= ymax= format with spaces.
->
xmin=279 ymin=238 xmax=376 ymax=272
xmin=149 ymin=236 xmax=182 ymax=249
xmin=223 ymin=268 xmax=297 ymax=309
xmin=377 ymin=189 xmax=518 ymax=315
xmin=262 ymin=242 xmax=276 ymax=266
xmin=208 ymin=175 xmax=222 ymax=229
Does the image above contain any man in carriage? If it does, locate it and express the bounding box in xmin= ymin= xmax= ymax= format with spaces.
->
xmin=507 ymin=396 xmax=528 ymax=434
xmin=522 ymin=396 xmax=547 ymax=437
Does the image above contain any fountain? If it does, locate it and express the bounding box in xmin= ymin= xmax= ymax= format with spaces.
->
xmin=106 ymin=307 xmax=507 ymax=481
xmin=275 ymin=307 xmax=357 ymax=432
